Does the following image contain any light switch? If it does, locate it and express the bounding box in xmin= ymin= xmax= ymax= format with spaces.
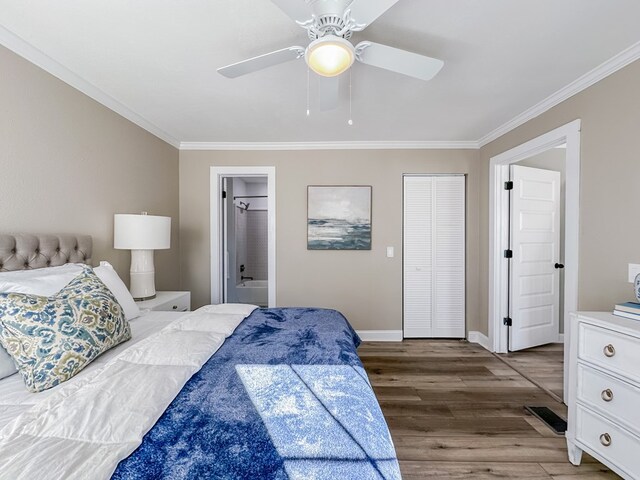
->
xmin=386 ymin=246 xmax=395 ymax=258
xmin=629 ymin=264 xmax=640 ymax=283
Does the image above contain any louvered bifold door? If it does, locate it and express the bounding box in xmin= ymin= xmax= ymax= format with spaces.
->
xmin=432 ymin=176 xmax=465 ymax=337
xmin=403 ymin=176 xmax=465 ymax=338
xmin=403 ymin=177 xmax=433 ymax=337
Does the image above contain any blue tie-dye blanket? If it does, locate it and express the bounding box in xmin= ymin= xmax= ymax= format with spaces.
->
xmin=112 ymin=307 xmax=400 ymax=479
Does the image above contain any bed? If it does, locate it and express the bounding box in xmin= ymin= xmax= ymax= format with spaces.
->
xmin=0 ymin=234 xmax=400 ymax=479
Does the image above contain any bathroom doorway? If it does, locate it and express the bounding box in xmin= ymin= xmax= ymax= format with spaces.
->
xmin=224 ymin=176 xmax=269 ymax=306
xmin=210 ymin=166 xmax=276 ymax=308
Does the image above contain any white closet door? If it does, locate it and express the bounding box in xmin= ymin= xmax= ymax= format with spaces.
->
xmin=433 ymin=176 xmax=466 ymax=337
xmin=403 ymin=176 xmax=465 ymax=338
xmin=403 ymin=177 xmax=433 ymax=338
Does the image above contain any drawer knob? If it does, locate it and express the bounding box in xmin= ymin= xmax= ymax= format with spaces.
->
xmin=172 ymin=305 xmax=178 ymax=310
xmin=599 ymin=433 xmax=612 ymax=447
xmin=601 ymin=389 xmax=614 ymax=402
xmin=603 ymin=344 xmax=616 ymax=357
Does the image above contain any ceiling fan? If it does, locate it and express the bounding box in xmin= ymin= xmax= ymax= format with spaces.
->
xmin=217 ymin=0 xmax=444 ymax=86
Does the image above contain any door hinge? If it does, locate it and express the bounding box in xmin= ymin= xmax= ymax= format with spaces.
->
xmin=503 ymin=317 xmax=512 ymax=326
xmin=504 ymin=249 xmax=513 ymax=258
xmin=504 ymin=181 xmax=513 ymax=190
xmin=222 ymin=191 xmax=227 ymax=199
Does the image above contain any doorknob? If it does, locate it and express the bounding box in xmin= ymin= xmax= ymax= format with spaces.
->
xmin=555 ymin=263 xmax=564 ymax=269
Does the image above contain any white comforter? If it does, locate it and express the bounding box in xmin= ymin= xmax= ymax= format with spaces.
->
xmin=0 ymin=303 xmax=257 ymax=480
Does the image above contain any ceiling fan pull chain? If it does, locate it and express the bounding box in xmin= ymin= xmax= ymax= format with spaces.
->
xmin=306 ymin=66 xmax=311 ymax=117
xmin=348 ymin=68 xmax=353 ymax=126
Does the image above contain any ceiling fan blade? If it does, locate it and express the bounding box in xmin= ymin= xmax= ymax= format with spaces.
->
xmin=349 ymin=0 xmax=400 ymax=27
xmin=270 ymin=0 xmax=312 ymax=22
xmin=218 ymin=46 xmax=305 ymax=78
xmin=355 ymin=41 xmax=444 ymax=81
xmin=317 ymin=76 xmax=340 ymax=112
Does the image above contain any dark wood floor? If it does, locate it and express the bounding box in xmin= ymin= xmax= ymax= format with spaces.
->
xmin=358 ymin=340 xmax=619 ymax=479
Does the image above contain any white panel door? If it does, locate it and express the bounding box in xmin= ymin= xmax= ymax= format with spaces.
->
xmin=403 ymin=176 xmax=465 ymax=338
xmin=509 ymin=165 xmax=561 ymax=351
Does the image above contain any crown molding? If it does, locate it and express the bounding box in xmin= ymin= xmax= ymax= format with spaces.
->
xmin=179 ymin=140 xmax=480 ymax=151
xmin=478 ymin=40 xmax=640 ymax=147
xmin=0 ymin=26 xmax=180 ymax=149
xmin=4 ymin=22 xmax=638 ymax=152
xmin=182 ymin=36 xmax=640 ymax=152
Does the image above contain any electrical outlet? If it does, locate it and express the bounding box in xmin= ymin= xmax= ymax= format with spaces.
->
xmin=628 ymin=264 xmax=640 ymax=283
xmin=386 ymin=246 xmax=395 ymax=258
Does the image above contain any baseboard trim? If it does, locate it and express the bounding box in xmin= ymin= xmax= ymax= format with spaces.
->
xmin=556 ymin=334 xmax=565 ymax=343
xmin=357 ymin=330 xmax=403 ymax=342
xmin=467 ymin=331 xmax=492 ymax=351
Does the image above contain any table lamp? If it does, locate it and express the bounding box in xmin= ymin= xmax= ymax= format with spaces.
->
xmin=114 ymin=212 xmax=171 ymax=299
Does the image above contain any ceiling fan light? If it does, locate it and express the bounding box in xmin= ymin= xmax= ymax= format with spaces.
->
xmin=305 ymin=35 xmax=355 ymax=77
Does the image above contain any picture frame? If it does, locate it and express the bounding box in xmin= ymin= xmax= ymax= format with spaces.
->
xmin=307 ymin=185 xmax=372 ymax=250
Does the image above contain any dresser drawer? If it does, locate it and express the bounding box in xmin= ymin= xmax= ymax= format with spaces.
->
xmin=579 ymin=322 xmax=640 ymax=384
xmin=577 ymin=363 xmax=640 ymax=436
xmin=576 ymin=405 xmax=640 ymax=478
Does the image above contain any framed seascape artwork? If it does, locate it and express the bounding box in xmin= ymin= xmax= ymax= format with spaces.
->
xmin=307 ymin=185 xmax=372 ymax=250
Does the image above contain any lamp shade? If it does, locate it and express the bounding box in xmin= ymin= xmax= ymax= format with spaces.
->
xmin=114 ymin=214 xmax=171 ymax=250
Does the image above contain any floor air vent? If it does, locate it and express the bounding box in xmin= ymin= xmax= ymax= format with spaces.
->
xmin=525 ymin=406 xmax=567 ymax=435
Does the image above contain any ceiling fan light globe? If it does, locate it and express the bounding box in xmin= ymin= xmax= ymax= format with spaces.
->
xmin=305 ymin=35 xmax=355 ymax=77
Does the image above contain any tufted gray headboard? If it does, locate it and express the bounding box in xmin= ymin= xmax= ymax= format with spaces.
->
xmin=0 ymin=234 xmax=92 ymax=272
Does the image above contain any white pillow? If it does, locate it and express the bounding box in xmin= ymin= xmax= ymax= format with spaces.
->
xmin=94 ymin=261 xmax=141 ymax=321
xmin=0 ymin=263 xmax=84 ymax=297
xmin=0 ymin=346 xmax=17 ymax=380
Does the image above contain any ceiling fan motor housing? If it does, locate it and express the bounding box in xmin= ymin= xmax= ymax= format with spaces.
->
xmin=302 ymin=0 xmax=362 ymax=40
xmin=307 ymin=14 xmax=352 ymax=40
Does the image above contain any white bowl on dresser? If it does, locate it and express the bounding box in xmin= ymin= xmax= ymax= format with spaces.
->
xmin=567 ymin=311 xmax=640 ymax=479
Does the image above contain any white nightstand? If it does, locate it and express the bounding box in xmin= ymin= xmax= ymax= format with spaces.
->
xmin=136 ymin=291 xmax=191 ymax=312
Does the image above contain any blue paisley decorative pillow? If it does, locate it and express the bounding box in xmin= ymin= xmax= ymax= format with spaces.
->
xmin=0 ymin=267 xmax=131 ymax=392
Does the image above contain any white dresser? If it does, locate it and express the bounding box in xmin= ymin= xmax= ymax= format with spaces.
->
xmin=567 ymin=312 xmax=640 ymax=479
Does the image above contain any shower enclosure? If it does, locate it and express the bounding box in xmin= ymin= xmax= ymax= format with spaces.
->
xmin=222 ymin=176 xmax=269 ymax=307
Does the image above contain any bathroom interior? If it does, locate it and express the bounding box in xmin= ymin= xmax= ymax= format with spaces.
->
xmin=224 ymin=176 xmax=269 ymax=307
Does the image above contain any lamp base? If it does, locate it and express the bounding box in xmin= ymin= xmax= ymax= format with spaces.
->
xmin=133 ymin=293 xmax=156 ymax=301
xmin=129 ymin=250 xmax=156 ymax=299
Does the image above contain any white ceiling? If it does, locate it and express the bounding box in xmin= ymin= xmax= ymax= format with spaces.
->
xmin=2 ymin=0 xmax=640 ymax=146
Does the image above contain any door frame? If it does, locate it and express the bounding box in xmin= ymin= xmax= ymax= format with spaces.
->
xmin=210 ymin=166 xmax=276 ymax=307
xmin=488 ymin=120 xmax=580 ymax=399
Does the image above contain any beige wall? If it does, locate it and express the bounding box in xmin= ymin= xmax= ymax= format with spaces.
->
xmin=478 ymin=59 xmax=640 ymax=335
xmin=180 ymin=149 xmax=480 ymax=331
xmin=0 ymin=45 xmax=180 ymax=289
